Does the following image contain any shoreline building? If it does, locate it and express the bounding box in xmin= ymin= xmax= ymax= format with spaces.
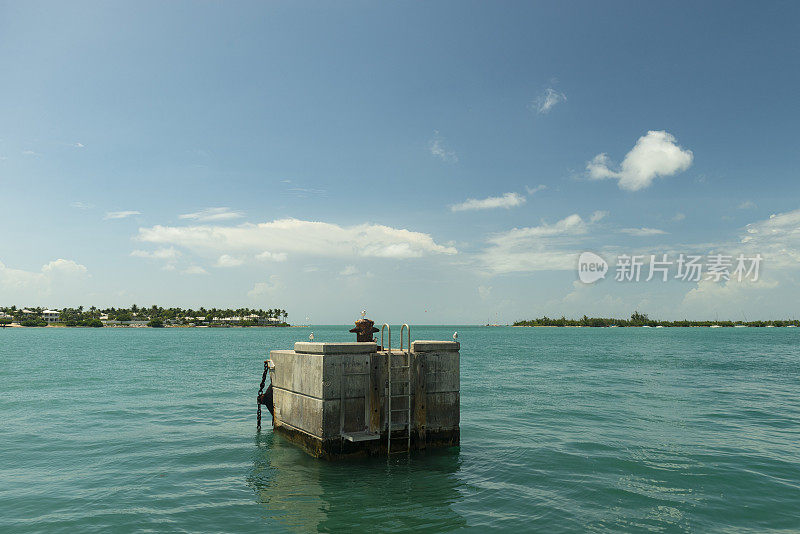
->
xmin=42 ymin=310 xmax=60 ymax=323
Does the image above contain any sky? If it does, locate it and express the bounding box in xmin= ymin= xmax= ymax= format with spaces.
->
xmin=1 ymin=1 xmax=799 ymax=324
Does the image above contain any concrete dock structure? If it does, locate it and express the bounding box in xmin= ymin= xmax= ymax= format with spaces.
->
xmin=267 ymin=335 xmax=460 ymax=459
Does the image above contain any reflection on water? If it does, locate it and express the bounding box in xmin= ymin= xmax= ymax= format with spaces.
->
xmin=248 ymin=431 xmax=467 ymax=532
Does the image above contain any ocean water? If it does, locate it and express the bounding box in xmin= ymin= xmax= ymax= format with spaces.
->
xmin=1 ymin=326 xmax=799 ymax=532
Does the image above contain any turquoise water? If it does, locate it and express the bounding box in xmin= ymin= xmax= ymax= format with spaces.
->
xmin=2 ymin=326 xmax=799 ymax=532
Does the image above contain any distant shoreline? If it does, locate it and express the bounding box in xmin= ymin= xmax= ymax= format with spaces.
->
xmin=0 ymin=323 xmax=301 ymax=329
xmin=512 ymin=313 xmax=799 ymax=328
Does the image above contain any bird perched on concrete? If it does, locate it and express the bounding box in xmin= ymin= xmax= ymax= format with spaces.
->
xmin=453 ymin=331 xmax=458 ymax=341
xmin=309 ymin=332 xmax=315 ymax=342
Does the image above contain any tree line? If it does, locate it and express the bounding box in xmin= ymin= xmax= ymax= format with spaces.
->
xmin=0 ymin=305 xmax=289 ymax=328
xmin=513 ymin=312 xmax=800 ymax=328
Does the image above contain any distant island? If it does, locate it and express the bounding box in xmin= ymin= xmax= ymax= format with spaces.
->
xmin=0 ymin=305 xmax=290 ymax=328
xmin=513 ymin=312 xmax=800 ymax=328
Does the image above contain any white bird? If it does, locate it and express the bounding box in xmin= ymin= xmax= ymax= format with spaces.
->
xmin=453 ymin=331 xmax=458 ymax=341
xmin=361 ymin=309 xmax=366 ymax=318
xmin=309 ymin=332 xmax=315 ymax=341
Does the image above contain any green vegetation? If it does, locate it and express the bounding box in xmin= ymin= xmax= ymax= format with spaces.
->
xmin=513 ymin=312 xmax=800 ymax=328
xmin=20 ymin=318 xmax=48 ymax=327
xmin=0 ymin=305 xmax=290 ymax=328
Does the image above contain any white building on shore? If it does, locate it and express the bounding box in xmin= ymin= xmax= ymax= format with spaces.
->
xmin=42 ymin=310 xmax=60 ymax=323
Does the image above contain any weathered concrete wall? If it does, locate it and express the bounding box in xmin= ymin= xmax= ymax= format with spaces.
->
xmin=269 ymin=339 xmax=459 ymax=459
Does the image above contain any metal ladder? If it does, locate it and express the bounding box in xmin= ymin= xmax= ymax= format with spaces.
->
xmin=383 ymin=323 xmax=412 ymax=454
xmin=340 ymin=351 xmax=379 ymax=443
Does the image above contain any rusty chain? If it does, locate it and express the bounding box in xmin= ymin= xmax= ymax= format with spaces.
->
xmin=256 ymin=360 xmax=269 ymax=430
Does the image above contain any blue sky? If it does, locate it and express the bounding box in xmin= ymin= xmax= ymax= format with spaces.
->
xmin=2 ymin=1 xmax=799 ymax=323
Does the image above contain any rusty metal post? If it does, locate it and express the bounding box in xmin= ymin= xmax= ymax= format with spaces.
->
xmin=349 ymin=317 xmax=379 ymax=342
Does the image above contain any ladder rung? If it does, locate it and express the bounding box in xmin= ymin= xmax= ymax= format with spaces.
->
xmin=390 ymin=408 xmax=409 ymax=412
xmin=390 ymin=394 xmax=410 ymax=398
xmin=342 ymin=372 xmax=370 ymax=376
xmin=389 ymin=423 xmax=408 ymax=431
xmin=390 ymin=379 xmax=410 ymax=383
xmin=391 ymin=366 xmax=410 ymax=370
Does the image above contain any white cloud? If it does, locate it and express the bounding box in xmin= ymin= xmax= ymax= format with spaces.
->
xmin=105 ymin=210 xmax=141 ymax=220
xmin=339 ymin=265 xmax=359 ymax=276
xmin=479 ymin=214 xmax=591 ymax=273
xmin=216 ymin=254 xmax=244 ymax=267
xmin=22 ymin=150 xmax=41 ymax=156
xmin=73 ymin=142 xmax=85 ymax=148
xmin=673 ymin=212 xmax=686 ymax=222
xmin=586 ymin=130 xmax=693 ymax=191
xmin=740 ymin=208 xmax=800 ymax=269
xmin=533 ymin=88 xmax=567 ymax=114
xmin=0 ymin=258 xmax=88 ymax=297
xmin=137 ymin=218 xmax=457 ymax=260
xmin=41 ymin=259 xmax=88 ymax=275
xmin=681 ymin=277 xmax=780 ymax=317
xmin=256 ymin=251 xmax=288 ymax=262
xmin=525 ymin=185 xmax=547 ymax=195
xmin=130 ymin=247 xmax=180 ymax=260
xmin=179 ymin=207 xmax=244 ymax=222
xmin=70 ymin=201 xmax=94 ymax=210
xmin=620 ymin=227 xmax=668 ymax=236
xmin=490 ymin=214 xmax=588 ymax=243
xmin=287 ymin=186 xmax=327 ymax=197
xmin=182 ymin=266 xmax=208 ymax=275
xmin=590 ymin=210 xmax=609 ymax=223
xmin=248 ymin=276 xmax=280 ymax=298
xmin=738 ymin=200 xmax=756 ymax=209
xmin=451 ymin=192 xmax=526 ymax=212
xmin=428 ymin=131 xmax=457 ymax=163
xmin=478 ymin=285 xmax=492 ymax=300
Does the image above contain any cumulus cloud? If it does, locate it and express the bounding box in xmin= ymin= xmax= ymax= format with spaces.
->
xmin=490 ymin=214 xmax=588 ymax=243
xmin=428 ymin=131 xmax=457 ymax=163
xmin=620 ymin=227 xmax=668 ymax=236
xmin=587 ymin=130 xmax=693 ymax=191
xmin=340 ymin=265 xmax=359 ymax=276
xmin=525 ymin=185 xmax=547 ymax=195
xmin=590 ymin=210 xmax=609 ymax=223
xmin=182 ymin=266 xmax=208 ymax=275
xmin=451 ymin=192 xmax=526 ymax=212
xmin=479 ymin=214 xmax=591 ymax=273
xmin=256 ymin=251 xmax=288 ymax=262
xmin=478 ymin=285 xmax=492 ymax=300
xmin=533 ymin=88 xmax=567 ymax=114
xmin=248 ymin=276 xmax=280 ymax=298
xmin=130 ymin=247 xmax=180 ymax=260
xmin=136 ymin=218 xmax=457 ymax=260
xmin=105 ymin=210 xmax=141 ymax=220
xmin=216 ymin=254 xmax=244 ymax=267
xmin=681 ymin=276 xmax=780 ymax=317
xmin=738 ymin=201 xmax=756 ymax=209
xmin=741 ymin=208 xmax=800 ymax=269
xmin=0 ymin=258 xmax=88 ymax=297
xmin=41 ymin=259 xmax=88 ymax=275
xmin=179 ymin=207 xmax=244 ymax=222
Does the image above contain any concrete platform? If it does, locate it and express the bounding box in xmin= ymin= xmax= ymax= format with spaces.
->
xmin=268 ymin=340 xmax=460 ymax=459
